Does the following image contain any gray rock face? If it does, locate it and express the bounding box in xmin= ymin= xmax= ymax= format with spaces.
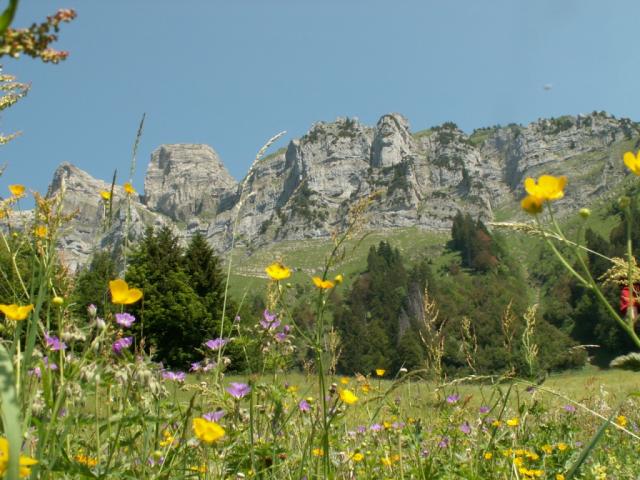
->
xmin=144 ymin=144 xmax=237 ymax=222
xmin=44 ymin=112 xmax=640 ymax=268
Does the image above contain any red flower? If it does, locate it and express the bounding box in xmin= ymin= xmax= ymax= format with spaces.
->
xmin=620 ymin=285 xmax=640 ymax=316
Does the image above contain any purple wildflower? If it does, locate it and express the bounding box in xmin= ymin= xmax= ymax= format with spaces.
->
xmin=115 ymin=312 xmax=136 ymax=328
xmin=356 ymin=425 xmax=366 ymax=434
xmin=446 ymin=394 xmax=459 ymax=404
xmin=563 ymin=404 xmax=576 ymax=413
xmin=438 ymin=436 xmax=450 ymax=448
xmin=205 ymin=338 xmax=227 ymax=351
xmin=275 ymin=332 xmax=287 ymax=342
xmin=203 ymin=410 xmax=225 ymax=422
xmin=260 ymin=310 xmax=280 ymax=330
xmin=112 ymin=336 xmax=133 ymax=354
xmin=162 ymin=371 xmax=186 ymax=382
xmin=234 ymin=315 xmax=241 ymax=323
xmin=226 ymin=382 xmax=251 ymax=399
xmin=392 ymin=421 xmax=406 ymax=430
xmin=479 ymin=406 xmax=490 ymax=414
xmin=459 ymin=422 xmax=472 ymax=434
xmin=190 ymin=361 xmax=202 ymax=372
xmin=44 ymin=332 xmax=66 ymax=351
xmin=370 ymin=423 xmax=383 ymax=432
xmin=298 ymin=399 xmax=311 ymax=412
xmin=421 ymin=449 xmax=430 ymax=458
xmin=202 ymin=360 xmax=217 ymax=372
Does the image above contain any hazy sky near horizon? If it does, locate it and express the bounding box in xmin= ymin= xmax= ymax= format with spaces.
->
xmin=1 ymin=0 xmax=638 ymax=200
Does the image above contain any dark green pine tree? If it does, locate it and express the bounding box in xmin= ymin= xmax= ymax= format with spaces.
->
xmin=126 ymin=226 xmax=209 ymax=367
xmin=72 ymin=250 xmax=117 ymax=317
xmin=183 ymin=232 xmax=228 ymax=332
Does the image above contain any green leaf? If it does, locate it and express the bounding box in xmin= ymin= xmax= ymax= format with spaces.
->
xmin=0 ymin=0 xmax=18 ymax=36
xmin=0 ymin=342 xmax=22 ymax=480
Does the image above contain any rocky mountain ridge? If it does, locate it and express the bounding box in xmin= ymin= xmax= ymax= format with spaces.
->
xmin=46 ymin=111 xmax=640 ymax=270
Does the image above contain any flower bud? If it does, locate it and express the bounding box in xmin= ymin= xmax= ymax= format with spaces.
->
xmin=52 ymin=296 xmax=64 ymax=306
xmin=87 ymin=304 xmax=97 ymax=318
xmin=619 ymin=196 xmax=631 ymax=209
xmin=579 ymin=208 xmax=591 ymax=219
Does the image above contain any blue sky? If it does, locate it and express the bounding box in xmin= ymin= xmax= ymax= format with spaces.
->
xmin=0 ymin=0 xmax=638 ymax=200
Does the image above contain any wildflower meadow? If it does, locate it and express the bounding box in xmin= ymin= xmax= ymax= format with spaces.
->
xmin=2 ymin=3 xmax=640 ymax=480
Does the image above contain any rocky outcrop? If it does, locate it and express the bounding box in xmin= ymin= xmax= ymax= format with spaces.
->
xmin=144 ymin=144 xmax=237 ymax=222
xmin=43 ymin=112 xmax=640 ymax=269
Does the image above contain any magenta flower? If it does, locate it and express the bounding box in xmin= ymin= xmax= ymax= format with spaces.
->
xmin=226 ymin=382 xmax=251 ymax=399
xmin=162 ymin=371 xmax=186 ymax=382
xmin=190 ymin=361 xmax=202 ymax=372
xmin=479 ymin=406 xmax=490 ymax=414
xmin=438 ymin=436 xmax=450 ymax=448
xmin=370 ymin=423 xmax=383 ymax=432
xmin=115 ymin=312 xmax=136 ymax=328
xmin=203 ymin=410 xmax=225 ymax=422
xmin=44 ymin=332 xmax=66 ymax=351
xmin=298 ymin=399 xmax=311 ymax=412
xmin=205 ymin=338 xmax=228 ymax=351
xmin=112 ymin=336 xmax=133 ymax=354
xmin=275 ymin=332 xmax=287 ymax=342
xmin=459 ymin=422 xmax=471 ymax=434
xmin=563 ymin=404 xmax=576 ymax=413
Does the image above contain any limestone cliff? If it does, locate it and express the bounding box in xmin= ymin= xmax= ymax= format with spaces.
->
xmin=44 ymin=111 xmax=640 ymax=269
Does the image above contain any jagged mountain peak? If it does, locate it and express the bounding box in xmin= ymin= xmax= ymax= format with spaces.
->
xmin=41 ymin=112 xmax=639 ymax=269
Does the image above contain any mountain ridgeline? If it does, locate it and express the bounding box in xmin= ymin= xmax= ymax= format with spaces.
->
xmin=48 ymin=111 xmax=640 ymax=270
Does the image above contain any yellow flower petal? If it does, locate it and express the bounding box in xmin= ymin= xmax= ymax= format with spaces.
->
xmin=524 ymin=175 xmax=566 ymax=202
xmin=109 ymin=279 xmax=143 ymax=305
xmin=265 ymin=262 xmax=291 ymax=281
xmin=100 ymin=190 xmax=111 ymax=201
xmin=0 ymin=304 xmax=34 ymax=321
xmin=124 ymin=182 xmax=136 ymax=195
xmin=334 ymin=274 xmax=344 ymax=284
xmin=34 ymin=225 xmax=48 ymax=238
xmin=339 ymin=388 xmax=358 ymax=405
xmin=312 ymin=276 xmax=335 ymax=289
xmin=8 ymin=184 xmax=25 ymax=198
xmin=521 ymin=195 xmax=544 ymax=214
xmin=624 ymin=151 xmax=640 ymax=175
xmin=192 ymin=417 xmax=225 ymax=444
xmin=375 ymin=368 xmax=386 ymax=377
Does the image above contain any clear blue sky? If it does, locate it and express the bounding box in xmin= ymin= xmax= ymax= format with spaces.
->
xmin=1 ymin=0 xmax=638 ymax=200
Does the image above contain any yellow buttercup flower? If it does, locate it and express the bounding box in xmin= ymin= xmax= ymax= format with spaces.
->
xmin=339 ymin=388 xmax=358 ymax=405
xmin=351 ymin=452 xmax=364 ymax=462
xmin=483 ymin=452 xmax=493 ymax=460
xmin=100 ymin=190 xmax=111 ymax=201
xmin=556 ymin=474 xmax=565 ymax=480
xmin=265 ymin=262 xmax=291 ymax=281
xmin=340 ymin=377 xmax=349 ymax=385
xmin=381 ymin=456 xmax=393 ymax=467
xmin=0 ymin=437 xmax=38 ymax=478
xmin=124 ymin=182 xmax=136 ymax=195
xmin=334 ymin=274 xmax=344 ymax=284
xmin=521 ymin=195 xmax=544 ymax=215
xmin=375 ymin=368 xmax=386 ymax=377
xmin=556 ymin=442 xmax=568 ymax=451
xmin=34 ymin=225 xmax=48 ymax=238
xmin=312 ymin=276 xmax=335 ymax=289
xmin=312 ymin=448 xmax=324 ymax=457
xmin=109 ymin=279 xmax=143 ymax=305
xmin=524 ymin=175 xmax=567 ymax=202
xmin=8 ymin=184 xmax=25 ymax=198
xmin=192 ymin=417 xmax=225 ymax=444
xmin=624 ymin=151 xmax=640 ymax=175
xmin=0 ymin=304 xmax=34 ymax=321
xmin=506 ymin=417 xmax=519 ymax=427
xmin=616 ymin=415 xmax=627 ymax=427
